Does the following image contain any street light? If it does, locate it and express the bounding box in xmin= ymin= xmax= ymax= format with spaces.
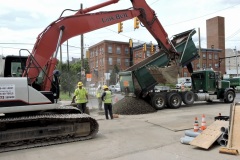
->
xmin=232 ymin=48 xmax=238 ymax=77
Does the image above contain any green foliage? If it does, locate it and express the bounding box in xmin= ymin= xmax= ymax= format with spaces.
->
xmin=60 ymin=91 xmax=72 ymax=100
xmin=109 ymin=65 xmax=120 ymax=85
xmin=57 ymin=58 xmax=89 ymax=94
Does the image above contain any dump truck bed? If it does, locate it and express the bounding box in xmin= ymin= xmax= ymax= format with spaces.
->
xmin=119 ymin=29 xmax=198 ymax=97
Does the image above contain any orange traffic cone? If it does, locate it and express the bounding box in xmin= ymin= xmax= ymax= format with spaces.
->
xmin=193 ymin=117 xmax=199 ymax=132
xmin=201 ymin=114 xmax=207 ymax=130
xmin=114 ymin=96 xmax=119 ymax=103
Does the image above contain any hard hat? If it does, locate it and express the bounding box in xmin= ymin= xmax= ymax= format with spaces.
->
xmin=102 ymin=85 xmax=108 ymax=89
xmin=77 ymin=82 xmax=83 ymax=86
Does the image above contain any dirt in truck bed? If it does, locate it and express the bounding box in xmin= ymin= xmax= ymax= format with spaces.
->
xmin=113 ymin=97 xmax=156 ymax=115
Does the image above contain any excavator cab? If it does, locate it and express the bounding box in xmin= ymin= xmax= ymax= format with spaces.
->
xmin=3 ymin=55 xmax=27 ymax=78
xmin=3 ymin=55 xmax=60 ymax=103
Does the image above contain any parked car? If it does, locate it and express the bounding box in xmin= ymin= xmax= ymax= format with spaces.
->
xmin=176 ymin=81 xmax=192 ymax=89
xmin=154 ymin=86 xmax=170 ymax=92
xmin=109 ymin=85 xmax=121 ymax=92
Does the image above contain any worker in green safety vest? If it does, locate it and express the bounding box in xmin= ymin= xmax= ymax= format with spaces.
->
xmin=71 ymin=81 xmax=88 ymax=113
xmin=101 ymin=85 xmax=113 ymax=120
xmin=96 ymin=85 xmax=103 ymax=110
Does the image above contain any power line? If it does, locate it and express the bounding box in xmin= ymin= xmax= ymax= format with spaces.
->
xmin=164 ymin=3 xmax=240 ymax=27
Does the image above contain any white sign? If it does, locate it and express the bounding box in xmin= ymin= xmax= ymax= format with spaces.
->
xmin=0 ymin=84 xmax=15 ymax=100
xmin=104 ymin=73 xmax=110 ymax=80
xmin=87 ymin=78 xmax=91 ymax=82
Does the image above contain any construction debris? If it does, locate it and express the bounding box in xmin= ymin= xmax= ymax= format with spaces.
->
xmin=113 ymin=97 xmax=156 ymax=115
xmin=189 ymin=120 xmax=229 ymax=149
xmin=219 ymin=103 xmax=240 ymax=155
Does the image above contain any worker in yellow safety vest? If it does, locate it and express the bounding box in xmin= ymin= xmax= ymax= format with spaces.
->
xmin=101 ymin=85 xmax=113 ymax=120
xmin=71 ymin=82 xmax=88 ymax=113
xmin=96 ymin=85 xmax=103 ymax=110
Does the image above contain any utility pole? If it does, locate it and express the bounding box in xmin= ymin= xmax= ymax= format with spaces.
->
xmin=60 ymin=45 xmax=62 ymax=71
xmin=198 ymin=28 xmax=202 ymax=69
xmin=80 ymin=3 xmax=84 ymax=81
xmin=67 ymin=40 xmax=70 ymax=97
xmin=234 ymin=47 xmax=238 ymax=77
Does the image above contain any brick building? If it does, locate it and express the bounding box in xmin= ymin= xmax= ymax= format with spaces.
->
xmin=180 ymin=48 xmax=222 ymax=77
xmin=88 ymin=40 xmax=130 ymax=85
xmin=88 ymin=16 xmax=227 ymax=84
xmin=180 ymin=16 xmax=225 ymax=77
xmin=206 ymin=16 xmax=225 ymax=75
xmin=132 ymin=44 xmax=157 ymax=64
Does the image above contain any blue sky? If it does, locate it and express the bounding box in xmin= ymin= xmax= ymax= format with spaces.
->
xmin=0 ymin=0 xmax=239 ymax=61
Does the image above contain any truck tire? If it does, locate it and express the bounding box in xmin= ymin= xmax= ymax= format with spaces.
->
xmin=151 ymin=93 xmax=166 ymax=110
xmin=224 ymin=90 xmax=234 ymax=103
xmin=167 ymin=92 xmax=182 ymax=109
xmin=182 ymin=91 xmax=194 ymax=105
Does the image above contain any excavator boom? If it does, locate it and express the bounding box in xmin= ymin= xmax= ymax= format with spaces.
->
xmin=24 ymin=0 xmax=175 ymax=92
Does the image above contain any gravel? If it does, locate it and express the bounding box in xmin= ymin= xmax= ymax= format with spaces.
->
xmin=113 ymin=97 xmax=157 ymax=115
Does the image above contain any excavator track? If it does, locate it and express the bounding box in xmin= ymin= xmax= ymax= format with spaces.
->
xmin=0 ymin=107 xmax=99 ymax=153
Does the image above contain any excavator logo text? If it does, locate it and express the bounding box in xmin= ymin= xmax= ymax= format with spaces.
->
xmin=102 ymin=13 xmax=128 ymax=23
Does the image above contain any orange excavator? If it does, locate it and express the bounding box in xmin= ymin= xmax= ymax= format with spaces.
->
xmin=0 ymin=0 xmax=196 ymax=152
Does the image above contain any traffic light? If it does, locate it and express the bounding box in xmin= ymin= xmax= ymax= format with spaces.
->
xmin=86 ymin=50 xmax=90 ymax=59
xmin=118 ymin=22 xmax=123 ymax=33
xmin=134 ymin=17 xmax=140 ymax=30
xmin=129 ymin=39 xmax=133 ymax=48
xmin=151 ymin=44 xmax=154 ymax=52
xmin=143 ymin=43 xmax=146 ymax=52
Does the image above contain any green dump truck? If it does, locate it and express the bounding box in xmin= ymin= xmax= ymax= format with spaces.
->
xmin=119 ymin=29 xmax=237 ymax=110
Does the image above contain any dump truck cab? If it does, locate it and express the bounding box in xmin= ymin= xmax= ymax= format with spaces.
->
xmin=191 ymin=69 xmax=235 ymax=103
xmin=191 ymin=69 xmax=220 ymax=93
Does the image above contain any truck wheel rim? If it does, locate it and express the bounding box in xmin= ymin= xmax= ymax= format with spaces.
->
xmin=156 ymin=98 xmax=164 ymax=107
xmin=172 ymin=96 xmax=180 ymax=106
xmin=227 ymin=93 xmax=234 ymax=101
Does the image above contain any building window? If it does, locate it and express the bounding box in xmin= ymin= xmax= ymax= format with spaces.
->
xmin=125 ymin=59 xmax=129 ymax=67
xmin=96 ymin=50 xmax=98 ymax=56
xmin=96 ymin=60 xmax=98 ymax=67
xmin=215 ymin=53 xmax=218 ymax=60
xmin=184 ymin=72 xmax=188 ymax=77
xmin=215 ymin=63 xmax=219 ymax=68
xmin=116 ymin=46 xmax=121 ymax=54
xmin=203 ymin=63 xmax=206 ymax=68
xmin=209 ymin=54 xmax=212 ymax=59
xmin=135 ymin=53 xmax=138 ymax=58
xmin=146 ymin=51 xmax=150 ymax=57
xmin=102 ymin=58 xmax=104 ymax=66
xmin=139 ymin=53 xmax=142 ymax=58
xmin=197 ymin=63 xmax=200 ymax=69
xmin=125 ymin=47 xmax=129 ymax=54
xmin=108 ymin=45 xmax=112 ymax=53
xmin=109 ymin=58 xmax=112 ymax=65
xmin=203 ymin=53 xmax=206 ymax=59
xmin=117 ymin=58 xmax=121 ymax=65
xmin=209 ymin=63 xmax=212 ymax=68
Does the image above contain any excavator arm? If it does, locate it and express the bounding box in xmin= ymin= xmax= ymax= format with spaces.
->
xmin=23 ymin=0 xmax=176 ymax=91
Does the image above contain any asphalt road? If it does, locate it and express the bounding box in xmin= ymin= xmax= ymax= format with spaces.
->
xmin=0 ymin=93 xmax=239 ymax=160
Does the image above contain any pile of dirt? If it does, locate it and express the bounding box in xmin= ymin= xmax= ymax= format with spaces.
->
xmin=113 ymin=97 xmax=156 ymax=115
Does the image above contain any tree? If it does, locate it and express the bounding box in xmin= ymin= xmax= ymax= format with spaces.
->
xmin=109 ymin=65 xmax=120 ymax=85
xmin=56 ymin=58 xmax=90 ymax=94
